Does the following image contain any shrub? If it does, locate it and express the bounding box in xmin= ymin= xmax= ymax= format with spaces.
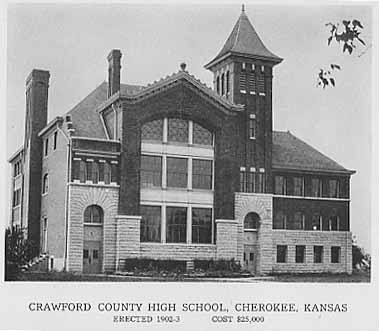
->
xmin=5 ymin=226 xmax=36 ymax=280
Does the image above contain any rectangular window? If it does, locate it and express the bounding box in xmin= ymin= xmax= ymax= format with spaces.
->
xmin=248 ymin=171 xmax=255 ymax=193
xmin=249 ymin=118 xmax=256 ymax=139
xmin=329 ymin=179 xmax=340 ymax=198
xmin=86 ymin=162 xmax=92 ymax=181
xmin=92 ymin=162 xmax=99 ymax=184
xmin=193 ymin=122 xmax=213 ymax=145
xmin=331 ymin=246 xmax=341 ymax=263
xmin=192 ymin=159 xmax=212 ymax=190
xmin=110 ymin=163 xmax=118 ymax=183
xmin=141 ymin=119 xmax=163 ymax=141
xmin=329 ymin=216 xmax=340 ymax=231
xmin=277 ymin=245 xmax=287 ymax=263
xmin=257 ymin=173 xmax=265 ymax=193
xmin=240 ymin=171 xmax=246 ymax=192
xmin=291 ymin=212 xmax=305 ymax=230
xmin=168 ymin=118 xmax=188 ymax=143
xmin=13 ymin=189 xmax=21 ymax=207
xmin=311 ymin=214 xmax=321 ymax=231
xmin=79 ymin=161 xmax=86 ymax=183
xmin=296 ymin=245 xmax=306 ymax=263
xmin=44 ymin=138 xmax=49 ymax=156
xmin=140 ymin=205 xmax=161 ymax=242
xmin=314 ymin=246 xmax=323 ymax=263
xmin=53 ymin=131 xmax=58 ymax=150
xmin=274 ymin=176 xmax=286 ymax=195
xmin=311 ymin=178 xmax=322 ymax=197
xmin=293 ymin=177 xmax=304 ymax=196
xmin=141 ymin=155 xmax=162 ymax=188
xmin=98 ymin=162 xmax=104 ymax=182
xmin=72 ymin=159 xmax=81 ymax=181
xmin=167 ymin=157 xmax=187 ymax=188
xmin=192 ymin=208 xmax=212 ymax=244
xmin=104 ymin=162 xmax=111 ymax=184
xmin=166 ymin=206 xmax=187 ymax=243
xmin=273 ymin=210 xmax=286 ymax=229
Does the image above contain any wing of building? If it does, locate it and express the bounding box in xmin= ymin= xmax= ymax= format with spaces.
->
xmin=9 ymin=6 xmax=355 ymax=275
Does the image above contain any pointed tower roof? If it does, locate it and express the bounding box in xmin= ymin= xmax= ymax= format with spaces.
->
xmin=205 ymin=5 xmax=282 ymax=69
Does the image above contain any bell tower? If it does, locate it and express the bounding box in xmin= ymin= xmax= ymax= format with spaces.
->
xmin=205 ymin=5 xmax=282 ymax=194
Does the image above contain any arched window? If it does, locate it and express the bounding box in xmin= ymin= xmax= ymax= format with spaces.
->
xmin=244 ymin=212 xmax=260 ymax=231
xmin=42 ymin=173 xmax=48 ymax=194
xmin=84 ymin=205 xmax=103 ymax=224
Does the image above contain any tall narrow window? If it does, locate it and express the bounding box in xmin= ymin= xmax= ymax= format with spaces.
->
xmin=72 ymin=159 xmax=81 ymax=181
xmin=79 ymin=161 xmax=86 ymax=183
xmin=310 ymin=213 xmax=321 ymax=231
xmin=249 ymin=117 xmax=256 ymax=139
xmin=166 ymin=206 xmax=187 ymax=243
xmin=240 ymin=75 xmax=247 ymax=92
xmin=140 ymin=205 xmax=161 ymax=242
xmin=331 ymin=246 xmax=341 ymax=263
xmin=240 ymin=170 xmax=246 ymax=192
xmin=111 ymin=163 xmax=118 ymax=183
xmin=44 ymin=138 xmax=49 ymax=156
xmin=98 ymin=162 xmax=104 ymax=182
xmin=140 ymin=155 xmax=162 ymax=188
xmin=257 ymin=172 xmax=265 ymax=193
xmin=216 ymin=76 xmax=220 ymax=94
xmin=226 ymin=71 xmax=230 ymax=94
xmin=293 ymin=176 xmax=305 ymax=196
xmin=221 ymin=73 xmax=225 ymax=95
xmin=273 ymin=210 xmax=286 ymax=229
xmin=192 ymin=159 xmax=212 ymax=190
xmin=277 ymin=245 xmax=287 ymax=263
xmin=314 ymin=246 xmax=323 ymax=263
xmin=168 ymin=118 xmax=188 ymax=143
xmin=86 ymin=162 xmax=92 ymax=182
xmin=311 ymin=178 xmax=322 ymax=197
xmin=329 ymin=179 xmax=340 ymax=198
xmin=292 ymin=211 xmax=305 ymax=230
xmin=92 ymin=162 xmax=99 ymax=184
xmin=248 ymin=170 xmax=255 ymax=193
xmin=192 ymin=208 xmax=212 ymax=244
xmin=295 ymin=245 xmax=305 ymax=263
xmin=274 ymin=176 xmax=286 ymax=195
xmin=104 ymin=162 xmax=111 ymax=184
xmin=53 ymin=131 xmax=58 ymax=150
xmin=167 ymin=157 xmax=187 ymax=188
xmin=42 ymin=174 xmax=49 ymax=194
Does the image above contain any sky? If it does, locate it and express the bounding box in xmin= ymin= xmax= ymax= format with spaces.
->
xmin=6 ymin=3 xmax=372 ymax=251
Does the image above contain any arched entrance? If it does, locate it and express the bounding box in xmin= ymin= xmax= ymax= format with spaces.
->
xmin=83 ymin=205 xmax=104 ymax=274
xmin=243 ymin=212 xmax=260 ymax=274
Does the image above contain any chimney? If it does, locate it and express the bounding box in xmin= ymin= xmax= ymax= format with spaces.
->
xmin=107 ymin=49 xmax=122 ymax=97
xmin=23 ymin=69 xmax=50 ymax=255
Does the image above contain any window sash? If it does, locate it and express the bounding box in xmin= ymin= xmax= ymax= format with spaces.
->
xmin=329 ymin=179 xmax=340 ymax=198
xmin=311 ymin=178 xmax=322 ymax=197
xmin=192 ymin=208 xmax=212 ymax=244
xmin=166 ymin=207 xmax=187 ymax=243
xmin=140 ymin=206 xmax=161 ymax=242
xmin=192 ymin=159 xmax=212 ymax=190
xmin=314 ymin=246 xmax=323 ymax=263
xmin=166 ymin=157 xmax=187 ymax=188
xmin=293 ymin=177 xmax=304 ymax=196
xmin=277 ymin=245 xmax=287 ymax=263
xmin=295 ymin=246 xmax=305 ymax=263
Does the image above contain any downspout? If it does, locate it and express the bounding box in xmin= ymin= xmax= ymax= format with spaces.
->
xmin=58 ymin=126 xmax=70 ymax=271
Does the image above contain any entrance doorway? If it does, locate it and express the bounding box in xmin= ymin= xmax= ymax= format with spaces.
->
xmin=243 ymin=212 xmax=260 ymax=274
xmin=82 ymin=205 xmax=104 ymax=274
xmin=83 ymin=240 xmax=102 ymax=274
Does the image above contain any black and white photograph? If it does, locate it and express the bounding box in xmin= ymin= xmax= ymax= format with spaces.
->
xmin=1 ymin=1 xmax=377 ymax=330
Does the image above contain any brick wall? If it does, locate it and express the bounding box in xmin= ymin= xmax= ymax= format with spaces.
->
xmin=67 ymin=184 xmax=119 ymax=272
xmin=272 ymin=230 xmax=352 ymax=274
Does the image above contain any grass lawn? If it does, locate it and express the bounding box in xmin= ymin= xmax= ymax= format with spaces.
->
xmin=8 ymin=270 xmax=370 ymax=282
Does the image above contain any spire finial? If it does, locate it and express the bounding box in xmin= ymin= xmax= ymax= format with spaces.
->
xmin=242 ymin=4 xmax=245 ymax=13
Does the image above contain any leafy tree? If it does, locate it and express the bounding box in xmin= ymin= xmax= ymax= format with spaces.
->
xmin=317 ymin=19 xmax=367 ymax=88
